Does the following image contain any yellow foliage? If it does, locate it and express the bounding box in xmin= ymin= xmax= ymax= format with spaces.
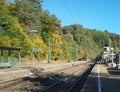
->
xmin=51 ymin=32 xmax=62 ymax=53
xmin=34 ymin=35 xmax=47 ymax=54
xmin=0 ymin=0 xmax=8 ymax=11
xmin=79 ymin=46 xmax=85 ymax=58
xmin=0 ymin=36 xmax=11 ymax=46
xmin=9 ymin=17 xmax=23 ymax=33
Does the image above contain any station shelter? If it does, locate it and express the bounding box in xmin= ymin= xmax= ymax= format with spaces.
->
xmin=0 ymin=46 xmax=21 ymax=68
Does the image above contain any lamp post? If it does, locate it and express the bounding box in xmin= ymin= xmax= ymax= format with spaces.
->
xmin=30 ymin=30 xmax=38 ymax=66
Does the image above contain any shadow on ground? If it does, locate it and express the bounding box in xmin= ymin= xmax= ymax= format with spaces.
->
xmin=22 ymin=68 xmax=81 ymax=92
xmin=107 ymin=67 xmax=120 ymax=75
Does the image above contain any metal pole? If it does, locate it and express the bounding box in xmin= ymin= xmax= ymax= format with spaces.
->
xmin=8 ymin=50 xmax=11 ymax=63
xmin=119 ymin=34 xmax=120 ymax=51
xmin=118 ymin=52 xmax=120 ymax=64
xmin=48 ymin=36 xmax=51 ymax=63
xmin=76 ymin=48 xmax=78 ymax=61
xmin=32 ymin=32 xmax=35 ymax=66
xmin=0 ymin=50 xmax=3 ymax=62
xmin=18 ymin=51 xmax=21 ymax=69
xmin=109 ymin=39 xmax=111 ymax=53
xmin=30 ymin=30 xmax=38 ymax=66
xmin=70 ymin=48 xmax=71 ymax=62
xmin=84 ymin=38 xmax=87 ymax=61
xmin=112 ymin=50 xmax=113 ymax=67
xmin=118 ymin=34 xmax=120 ymax=64
xmin=111 ymin=47 xmax=114 ymax=67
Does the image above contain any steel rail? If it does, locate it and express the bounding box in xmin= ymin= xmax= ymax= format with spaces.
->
xmin=0 ymin=63 xmax=86 ymax=90
xmin=42 ymin=64 xmax=88 ymax=92
xmin=67 ymin=62 xmax=96 ymax=92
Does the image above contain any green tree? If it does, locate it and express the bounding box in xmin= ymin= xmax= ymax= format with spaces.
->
xmin=9 ymin=0 xmax=42 ymax=33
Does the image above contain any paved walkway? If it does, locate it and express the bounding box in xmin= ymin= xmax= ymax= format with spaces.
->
xmin=81 ymin=62 xmax=120 ymax=92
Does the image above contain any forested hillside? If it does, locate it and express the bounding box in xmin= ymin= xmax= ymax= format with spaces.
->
xmin=0 ymin=0 xmax=119 ymax=61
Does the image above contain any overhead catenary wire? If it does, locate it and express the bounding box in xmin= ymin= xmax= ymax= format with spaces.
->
xmin=62 ymin=0 xmax=78 ymax=24
xmin=71 ymin=0 xmax=81 ymax=21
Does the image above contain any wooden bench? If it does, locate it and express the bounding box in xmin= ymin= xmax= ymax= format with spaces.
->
xmin=0 ymin=62 xmax=11 ymax=68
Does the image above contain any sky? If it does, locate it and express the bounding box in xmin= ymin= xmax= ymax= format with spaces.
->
xmin=8 ymin=0 xmax=120 ymax=34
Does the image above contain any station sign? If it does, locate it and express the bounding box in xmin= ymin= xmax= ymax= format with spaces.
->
xmin=33 ymin=48 xmax=40 ymax=51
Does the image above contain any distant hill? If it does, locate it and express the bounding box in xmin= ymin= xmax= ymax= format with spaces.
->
xmin=0 ymin=0 xmax=119 ymax=61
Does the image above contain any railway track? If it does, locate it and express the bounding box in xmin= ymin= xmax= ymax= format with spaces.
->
xmin=41 ymin=63 xmax=95 ymax=92
xmin=0 ymin=76 xmax=30 ymax=89
xmin=67 ymin=63 xmax=95 ymax=92
xmin=0 ymin=62 xmax=87 ymax=91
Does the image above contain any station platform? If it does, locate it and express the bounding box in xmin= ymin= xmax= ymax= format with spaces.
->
xmin=0 ymin=61 xmax=87 ymax=83
xmin=81 ymin=62 xmax=120 ymax=92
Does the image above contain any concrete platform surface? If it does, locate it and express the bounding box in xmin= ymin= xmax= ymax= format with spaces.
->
xmin=81 ymin=62 xmax=120 ymax=92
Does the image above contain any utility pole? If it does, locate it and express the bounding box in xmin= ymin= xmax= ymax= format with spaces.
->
xmin=119 ymin=34 xmax=120 ymax=52
xmin=111 ymin=47 xmax=114 ymax=67
xmin=48 ymin=36 xmax=51 ymax=63
xmin=84 ymin=38 xmax=87 ymax=61
xmin=109 ymin=39 xmax=111 ymax=53
xmin=118 ymin=34 xmax=120 ymax=64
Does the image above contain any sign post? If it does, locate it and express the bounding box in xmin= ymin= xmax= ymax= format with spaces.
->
xmin=30 ymin=30 xmax=38 ymax=66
